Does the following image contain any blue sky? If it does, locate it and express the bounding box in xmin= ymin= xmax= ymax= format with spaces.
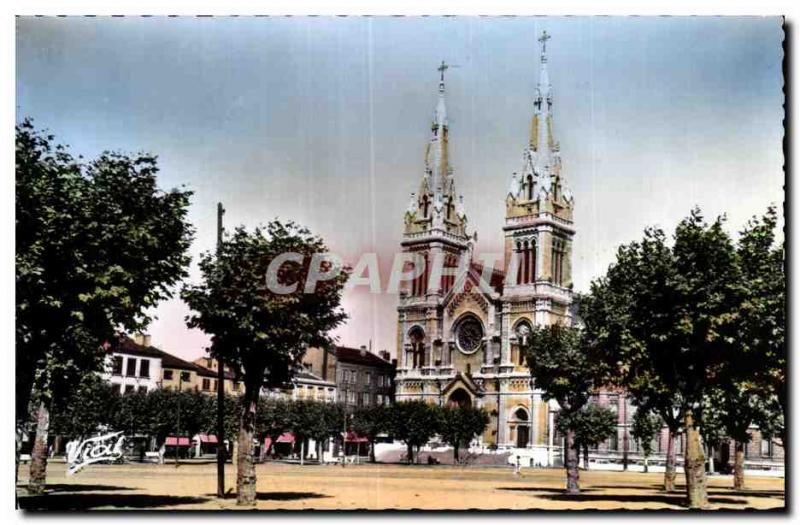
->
xmin=16 ymin=16 xmax=785 ymax=359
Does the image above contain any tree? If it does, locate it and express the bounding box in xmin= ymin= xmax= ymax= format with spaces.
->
xmin=286 ymin=400 xmax=341 ymax=465
xmin=256 ymin=397 xmax=292 ymax=458
xmin=522 ymin=324 xmax=601 ymax=494
xmin=49 ymin=374 xmax=119 ymax=439
xmin=16 ymin=120 xmax=193 ymax=493
xmin=439 ymin=406 xmax=490 ymax=464
xmin=733 ymin=207 xmax=785 ymax=444
xmin=388 ymin=401 xmax=442 ymax=464
xmin=351 ymin=405 xmax=391 ymax=463
xmin=182 ymin=222 xmax=348 ymax=505
xmin=581 ymin=209 xmax=743 ymax=508
xmin=557 ymin=404 xmax=617 ymax=470
xmin=631 ymin=409 xmax=662 ymax=473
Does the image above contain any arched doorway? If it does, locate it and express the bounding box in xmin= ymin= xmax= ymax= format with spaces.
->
xmin=448 ymin=388 xmax=472 ymax=408
xmin=512 ymin=407 xmax=530 ymax=448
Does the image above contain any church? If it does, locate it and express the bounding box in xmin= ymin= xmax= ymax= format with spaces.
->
xmin=394 ymin=31 xmax=574 ymax=459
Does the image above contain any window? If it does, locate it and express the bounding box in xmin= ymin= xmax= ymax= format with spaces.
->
xmin=366 ymin=372 xmax=372 ymax=385
xmin=761 ymin=437 xmax=772 ymax=457
xmin=124 ymin=384 xmax=135 ymax=394
xmin=126 ymin=358 xmax=137 ymax=377
xmin=362 ymin=392 xmax=370 ymax=406
xmin=551 ymin=237 xmax=567 ymax=286
xmin=202 ymin=378 xmax=211 ymax=391
xmin=111 ymin=356 xmax=123 ymax=376
xmin=163 ymin=369 xmax=174 ymax=381
xmin=180 ymin=371 xmax=191 ymax=383
xmin=212 ymin=379 xmax=217 ymax=391
xmin=347 ymin=391 xmax=356 ymax=405
xmin=377 ymin=394 xmax=384 ymax=406
xmin=139 ymin=359 xmax=150 ymax=378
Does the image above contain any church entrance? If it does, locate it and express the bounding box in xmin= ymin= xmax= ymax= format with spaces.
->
xmin=448 ymin=388 xmax=472 ymax=408
xmin=516 ymin=426 xmax=530 ymax=449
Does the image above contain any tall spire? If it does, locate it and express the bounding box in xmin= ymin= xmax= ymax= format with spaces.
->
xmin=427 ymin=60 xmax=450 ymax=196
xmin=405 ymin=61 xmax=468 ymax=240
xmin=532 ymin=30 xmax=553 ymax=165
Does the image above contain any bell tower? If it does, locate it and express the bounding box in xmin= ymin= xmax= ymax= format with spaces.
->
xmin=397 ymin=61 xmax=471 ymax=373
xmin=503 ymin=31 xmax=575 ymax=330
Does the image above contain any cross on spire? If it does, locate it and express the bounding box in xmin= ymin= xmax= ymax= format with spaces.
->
xmin=438 ymin=60 xmax=450 ymax=82
xmin=538 ymin=30 xmax=551 ymax=54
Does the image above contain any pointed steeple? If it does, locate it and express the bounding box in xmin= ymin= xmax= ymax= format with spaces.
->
xmin=404 ymin=61 xmax=468 ymax=241
xmin=426 ymin=60 xmax=450 ymax=197
xmin=531 ymin=30 xmax=554 ymax=167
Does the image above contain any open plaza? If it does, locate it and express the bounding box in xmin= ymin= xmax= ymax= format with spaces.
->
xmin=16 ymin=462 xmax=784 ymax=511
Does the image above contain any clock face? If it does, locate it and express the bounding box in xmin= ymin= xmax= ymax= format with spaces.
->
xmin=516 ymin=322 xmax=531 ymax=338
xmin=456 ymin=317 xmax=483 ymax=354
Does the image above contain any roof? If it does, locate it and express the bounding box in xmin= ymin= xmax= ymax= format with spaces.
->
xmin=335 ymin=346 xmax=394 ymax=369
xmin=111 ymin=336 xmax=235 ymax=379
xmin=469 ymin=261 xmax=505 ymax=295
xmin=294 ymin=370 xmax=335 ymax=386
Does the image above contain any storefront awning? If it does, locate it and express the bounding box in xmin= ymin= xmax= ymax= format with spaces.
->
xmin=165 ymin=437 xmax=191 ymax=446
xmin=345 ymin=431 xmax=369 ymax=443
xmin=198 ymin=434 xmax=218 ymax=444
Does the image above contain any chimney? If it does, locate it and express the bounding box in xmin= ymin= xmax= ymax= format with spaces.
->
xmin=359 ymin=345 xmax=367 ymax=357
xmin=133 ymin=332 xmax=151 ymax=347
xmin=379 ymin=350 xmax=390 ymax=361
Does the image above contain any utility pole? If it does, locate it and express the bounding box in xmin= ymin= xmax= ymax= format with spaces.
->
xmin=622 ymin=392 xmax=629 ymax=470
xmin=216 ymin=202 xmax=226 ymax=498
xmin=176 ymin=373 xmax=182 ymax=467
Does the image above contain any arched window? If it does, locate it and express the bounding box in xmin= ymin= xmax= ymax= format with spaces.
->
xmin=421 ymin=195 xmax=430 ymax=218
xmin=408 ymin=327 xmax=425 ymax=369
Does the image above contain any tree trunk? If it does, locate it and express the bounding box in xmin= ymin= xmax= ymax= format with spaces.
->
xmin=733 ymin=441 xmax=746 ymax=490
xmin=28 ymin=401 xmax=50 ymax=495
xmin=300 ymin=440 xmax=305 ymax=466
xmin=564 ymin=429 xmax=580 ymax=494
xmin=683 ymin=410 xmax=708 ymax=509
xmin=453 ymin=444 xmax=459 ymax=465
xmin=407 ymin=443 xmax=413 ymax=464
xmin=644 ymin=455 xmax=649 ymax=473
xmin=582 ymin=445 xmax=589 ymax=470
xmin=664 ymin=428 xmax=677 ymax=492
xmin=236 ymin=391 xmax=258 ymax=506
xmin=369 ymin=440 xmax=376 ymax=463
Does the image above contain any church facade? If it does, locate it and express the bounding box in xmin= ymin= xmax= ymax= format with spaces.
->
xmin=395 ymin=33 xmax=573 ymax=457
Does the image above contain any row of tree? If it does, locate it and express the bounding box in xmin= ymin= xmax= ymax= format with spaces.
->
xmin=524 ymin=207 xmax=784 ymax=509
xmin=47 ymin=375 xmax=491 ymax=467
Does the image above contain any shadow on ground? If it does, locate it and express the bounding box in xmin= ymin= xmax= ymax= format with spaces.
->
xmin=539 ymin=493 xmax=750 ymax=506
xmin=206 ymin=492 xmax=330 ymax=502
xmin=18 ymin=493 xmax=209 ymax=510
xmin=35 ymin=484 xmax=136 ymax=493
xmin=497 ymin=487 xmax=597 ymax=494
xmin=589 ymin=484 xmax=784 ymax=499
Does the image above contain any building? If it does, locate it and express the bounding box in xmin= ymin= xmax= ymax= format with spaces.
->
xmin=103 ymin=335 xmax=164 ymax=394
xmin=394 ymin=33 xmax=570 ymax=453
xmin=192 ymin=357 xmax=241 ymax=395
xmin=304 ymin=345 xmax=396 ymax=409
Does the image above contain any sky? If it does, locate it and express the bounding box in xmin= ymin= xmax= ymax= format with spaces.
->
xmin=16 ymin=16 xmax=785 ymax=361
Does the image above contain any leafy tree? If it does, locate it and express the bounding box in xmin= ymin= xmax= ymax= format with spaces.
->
xmin=522 ymin=324 xmax=600 ymax=494
xmin=351 ymin=404 xmax=391 ymax=463
xmin=182 ymin=222 xmax=348 ymax=505
xmin=389 ymin=401 xmax=442 ymax=464
xmin=631 ymin=409 xmax=662 ymax=473
xmin=16 ymin=120 xmax=193 ymax=493
xmin=732 ymin=207 xmax=785 ymax=444
xmin=49 ymin=374 xmax=119 ymax=439
xmin=286 ymin=400 xmax=342 ymax=464
xmin=581 ymin=209 xmax=743 ymax=508
xmin=256 ymin=397 xmax=292 ymax=457
xmin=557 ymin=404 xmax=617 ymax=470
xmin=438 ymin=406 xmax=490 ymax=464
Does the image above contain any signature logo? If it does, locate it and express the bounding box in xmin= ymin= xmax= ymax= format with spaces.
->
xmin=65 ymin=432 xmax=126 ymax=475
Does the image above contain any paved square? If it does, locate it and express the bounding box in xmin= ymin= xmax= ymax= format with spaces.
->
xmin=17 ymin=462 xmax=785 ymax=511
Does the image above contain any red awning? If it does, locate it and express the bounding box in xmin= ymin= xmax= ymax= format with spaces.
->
xmin=345 ymin=431 xmax=369 ymax=443
xmin=165 ymin=437 xmax=191 ymax=446
xmin=198 ymin=434 xmax=218 ymax=444
xmin=276 ymin=432 xmax=295 ymax=443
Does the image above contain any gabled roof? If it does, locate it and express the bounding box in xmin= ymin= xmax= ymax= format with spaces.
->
xmin=110 ymin=336 xmax=235 ymax=379
xmin=335 ymin=346 xmax=394 ymax=369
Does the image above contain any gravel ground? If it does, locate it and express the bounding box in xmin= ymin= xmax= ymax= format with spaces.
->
xmin=16 ymin=461 xmax=785 ymax=511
